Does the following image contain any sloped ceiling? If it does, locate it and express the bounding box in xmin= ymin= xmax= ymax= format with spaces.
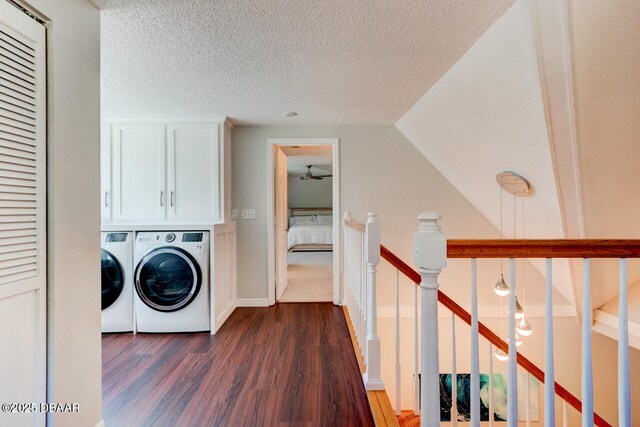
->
xmin=571 ymin=0 xmax=640 ymax=308
xmin=395 ymin=0 xmax=575 ymax=304
xmin=396 ymin=0 xmax=640 ymax=312
xmin=101 ymin=0 xmax=513 ymax=124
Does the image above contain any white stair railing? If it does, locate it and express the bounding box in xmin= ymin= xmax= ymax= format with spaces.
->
xmin=343 ymin=211 xmax=635 ymax=427
xmin=343 ymin=211 xmax=383 ymax=391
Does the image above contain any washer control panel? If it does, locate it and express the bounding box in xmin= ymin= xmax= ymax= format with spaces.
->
xmin=183 ymin=232 xmax=203 ymax=242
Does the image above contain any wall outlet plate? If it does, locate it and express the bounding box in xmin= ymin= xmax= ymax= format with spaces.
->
xmin=241 ymin=209 xmax=256 ymax=219
xmin=231 ymin=209 xmax=238 ymax=219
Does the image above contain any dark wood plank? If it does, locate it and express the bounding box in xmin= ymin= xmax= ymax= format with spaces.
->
xmin=102 ymin=303 xmax=375 ymax=427
xmin=447 ymin=239 xmax=640 ymax=258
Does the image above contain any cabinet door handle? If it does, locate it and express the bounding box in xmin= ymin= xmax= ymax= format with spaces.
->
xmin=160 ymin=191 xmax=164 ymax=207
xmin=170 ymin=191 xmax=174 ymax=207
xmin=104 ymin=191 xmax=109 ymax=207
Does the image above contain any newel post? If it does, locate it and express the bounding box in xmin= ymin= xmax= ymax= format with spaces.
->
xmin=363 ymin=212 xmax=385 ymax=390
xmin=413 ymin=212 xmax=447 ymax=427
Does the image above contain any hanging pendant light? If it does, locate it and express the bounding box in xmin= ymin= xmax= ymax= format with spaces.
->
xmin=507 ymin=331 xmax=524 ymax=347
xmin=494 ymin=178 xmax=508 ymax=296
xmin=509 ymin=295 xmax=525 ymax=319
xmin=494 ymin=348 xmax=509 ymax=362
xmin=517 ymin=315 xmax=533 ymax=337
xmin=494 ymin=273 xmax=509 ymax=296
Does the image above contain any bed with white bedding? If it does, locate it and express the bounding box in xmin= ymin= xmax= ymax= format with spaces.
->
xmin=287 ymin=208 xmax=333 ymax=251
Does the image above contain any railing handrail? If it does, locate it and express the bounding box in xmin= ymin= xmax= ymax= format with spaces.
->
xmin=378 ymin=243 xmax=611 ymax=427
xmin=448 ymin=239 xmax=640 ymax=258
xmin=345 ymin=218 xmax=365 ymax=232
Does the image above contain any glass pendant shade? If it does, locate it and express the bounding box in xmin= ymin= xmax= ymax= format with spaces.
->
xmin=507 ymin=332 xmax=523 ymax=347
xmin=509 ymin=295 xmax=525 ymax=319
xmin=494 ymin=348 xmax=509 ymax=362
xmin=494 ymin=274 xmax=510 ymax=296
xmin=517 ymin=316 xmax=533 ymax=336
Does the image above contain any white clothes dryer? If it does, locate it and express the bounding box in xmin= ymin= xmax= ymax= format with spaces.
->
xmin=101 ymin=232 xmax=134 ymax=333
xmin=134 ymin=231 xmax=210 ymax=332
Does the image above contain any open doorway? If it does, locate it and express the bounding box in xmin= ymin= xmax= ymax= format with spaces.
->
xmin=267 ymin=138 xmax=340 ymax=305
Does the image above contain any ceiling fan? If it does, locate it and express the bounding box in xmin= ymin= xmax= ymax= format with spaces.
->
xmin=299 ymin=165 xmax=332 ymax=181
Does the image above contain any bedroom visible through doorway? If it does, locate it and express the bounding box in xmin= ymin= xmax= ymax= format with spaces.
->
xmin=267 ymin=139 xmax=340 ymax=304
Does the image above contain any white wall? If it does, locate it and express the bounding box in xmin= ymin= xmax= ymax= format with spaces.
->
xmin=22 ymin=0 xmax=102 ymax=426
xmin=232 ymin=124 xmax=500 ymax=300
xmin=232 ymin=124 xmax=568 ymax=309
xmin=287 ymin=176 xmax=332 ymax=209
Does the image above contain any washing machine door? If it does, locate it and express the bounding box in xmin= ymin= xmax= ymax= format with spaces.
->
xmin=135 ymin=247 xmax=201 ymax=312
xmin=101 ymin=249 xmax=124 ymax=310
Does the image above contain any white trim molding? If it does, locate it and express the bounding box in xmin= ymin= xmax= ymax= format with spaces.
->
xmin=266 ymin=138 xmax=340 ymax=306
xmin=235 ymin=298 xmax=270 ymax=307
xmin=530 ymin=0 xmax=583 ymax=313
xmin=593 ymin=309 xmax=640 ymax=350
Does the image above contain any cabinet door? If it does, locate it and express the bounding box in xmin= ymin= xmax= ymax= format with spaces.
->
xmin=167 ymin=124 xmax=219 ymax=220
xmin=100 ymin=125 xmax=112 ymax=221
xmin=112 ymin=125 xmax=166 ymax=221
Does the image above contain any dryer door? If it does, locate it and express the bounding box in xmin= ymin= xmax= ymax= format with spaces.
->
xmin=101 ymin=249 xmax=124 ymax=310
xmin=135 ymin=247 xmax=202 ymax=312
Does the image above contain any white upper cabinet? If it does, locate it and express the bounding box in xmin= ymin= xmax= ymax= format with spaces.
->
xmin=167 ymin=124 xmax=219 ymax=221
xmin=102 ymin=121 xmax=231 ymax=224
xmin=100 ymin=125 xmax=112 ymax=220
xmin=112 ymin=124 xmax=166 ymax=221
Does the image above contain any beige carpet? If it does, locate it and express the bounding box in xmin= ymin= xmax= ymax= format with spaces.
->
xmin=279 ymin=252 xmax=333 ymax=302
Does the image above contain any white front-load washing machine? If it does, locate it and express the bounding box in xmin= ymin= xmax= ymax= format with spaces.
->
xmin=134 ymin=231 xmax=210 ymax=332
xmin=101 ymin=232 xmax=134 ymax=333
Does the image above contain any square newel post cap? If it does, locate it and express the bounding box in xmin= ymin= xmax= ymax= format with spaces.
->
xmin=412 ymin=212 xmax=447 ymax=272
xmin=366 ymin=212 xmax=380 ymax=264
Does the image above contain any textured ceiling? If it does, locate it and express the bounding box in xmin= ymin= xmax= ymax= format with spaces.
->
xmin=101 ymin=0 xmax=513 ymax=124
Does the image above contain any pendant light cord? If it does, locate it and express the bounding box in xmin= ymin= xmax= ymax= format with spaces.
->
xmin=522 ymin=194 xmax=526 ymax=306
xmin=500 ymin=184 xmax=504 ymax=274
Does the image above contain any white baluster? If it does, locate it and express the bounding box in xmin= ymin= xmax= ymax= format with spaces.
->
xmin=361 ymin=231 xmax=365 ymax=349
xmin=618 ymin=258 xmax=631 ymax=427
xmin=362 ymin=230 xmax=368 ymax=360
xmin=344 ymin=212 xmax=350 ymax=300
xmin=414 ymin=282 xmax=420 ymax=416
xmin=582 ymin=258 xmax=593 ymax=427
xmin=363 ymin=213 xmax=384 ymax=390
xmin=544 ymin=258 xmax=555 ymax=427
xmin=489 ymin=343 xmax=494 ymax=427
xmin=395 ymin=269 xmax=401 ymax=415
xmin=413 ymin=212 xmax=447 ymax=427
xmin=525 ymin=372 xmax=530 ymax=427
xmin=562 ymin=400 xmax=567 ymax=427
xmin=507 ymin=258 xmax=518 ymax=426
xmin=470 ymin=258 xmax=480 ymax=427
xmin=451 ymin=313 xmax=458 ymax=426
xmin=357 ymin=231 xmax=363 ymax=345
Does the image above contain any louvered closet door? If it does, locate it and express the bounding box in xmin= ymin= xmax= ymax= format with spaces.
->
xmin=0 ymin=2 xmax=46 ymax=427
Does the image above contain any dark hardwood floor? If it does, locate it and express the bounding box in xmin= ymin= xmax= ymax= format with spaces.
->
xmin=102 ymin=303 xmax=374 ymax=427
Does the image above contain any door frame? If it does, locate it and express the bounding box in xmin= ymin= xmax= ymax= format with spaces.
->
xmin=266 ymin=138 xmax=340 ymax=305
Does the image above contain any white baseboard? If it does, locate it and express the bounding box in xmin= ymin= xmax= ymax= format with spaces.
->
xmin=236 ymin=298 xmax=270 ymax=307
xmin=95 ymin=420 xmax=105 ymax=427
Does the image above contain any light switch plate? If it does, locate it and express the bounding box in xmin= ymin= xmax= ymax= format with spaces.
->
xmin=231 ymin=209 xmax=238 ymax=219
